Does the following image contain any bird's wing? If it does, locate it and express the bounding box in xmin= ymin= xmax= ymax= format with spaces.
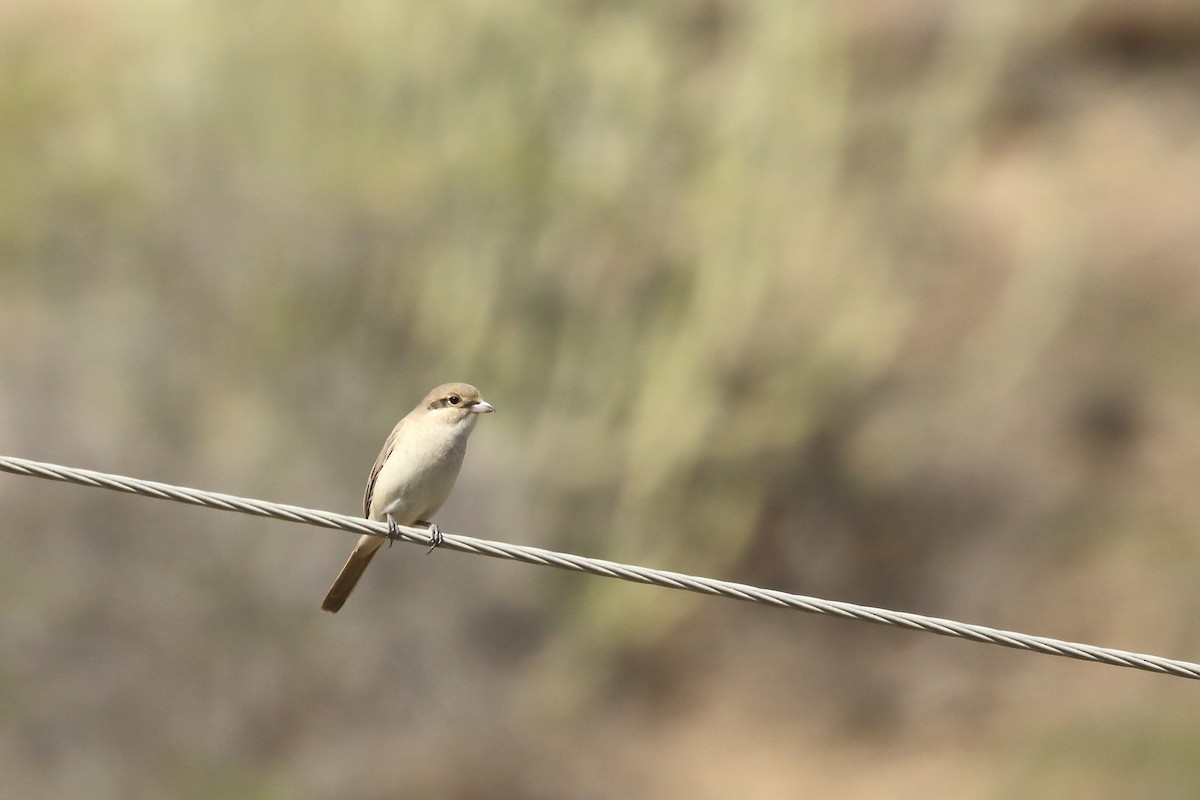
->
xmin=363 ymin=417 xmax=405 ymax=518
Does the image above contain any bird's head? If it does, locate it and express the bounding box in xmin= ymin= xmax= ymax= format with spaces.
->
xmin=422 ymin=382 xmax=494 ymax=428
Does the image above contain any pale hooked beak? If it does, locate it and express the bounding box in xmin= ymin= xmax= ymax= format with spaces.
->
xmin=470 ymin=400 xmax=495 ymax=414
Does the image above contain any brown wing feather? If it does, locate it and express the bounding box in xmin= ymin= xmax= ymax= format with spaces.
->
xmin=362 ymin=419 xmax=404 ymax=518
xmin=323 ymin=418 xmax=406 ymax=613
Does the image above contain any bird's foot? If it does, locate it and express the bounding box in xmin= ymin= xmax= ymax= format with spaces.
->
xmin=420 ymin=521 xmax=443 ymax=554
xmin=386 ymin=513 xmax=401 ymax=548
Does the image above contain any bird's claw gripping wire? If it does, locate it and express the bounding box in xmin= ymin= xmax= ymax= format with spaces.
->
xmin=421 ymin=521 xmax=443 ymax=553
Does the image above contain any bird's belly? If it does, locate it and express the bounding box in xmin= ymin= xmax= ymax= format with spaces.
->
xmin=369 ymin=436 xmax=466 ymax=523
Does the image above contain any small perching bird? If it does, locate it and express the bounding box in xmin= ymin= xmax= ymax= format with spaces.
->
xmin=321 ymin=382 xmax=494 ymax=612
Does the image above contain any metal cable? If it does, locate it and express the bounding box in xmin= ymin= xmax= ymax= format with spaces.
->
xmin=2 ymin=454 xmax=1197 ymax=680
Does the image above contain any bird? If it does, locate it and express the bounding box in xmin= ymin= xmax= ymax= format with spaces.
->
xmin=321 ymin=382 xmax=494 ymax=612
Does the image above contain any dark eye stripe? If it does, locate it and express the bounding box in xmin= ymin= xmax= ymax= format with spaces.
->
xmin=430 ymin=395 xmax=467 ymax=410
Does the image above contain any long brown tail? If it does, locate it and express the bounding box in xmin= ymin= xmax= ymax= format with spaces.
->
xmin=321 ymin=535 xmax=384 ymax=612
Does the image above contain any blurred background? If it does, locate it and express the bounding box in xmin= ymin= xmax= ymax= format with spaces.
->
xmin=3 ymin=0 xmax=1200 ymax=797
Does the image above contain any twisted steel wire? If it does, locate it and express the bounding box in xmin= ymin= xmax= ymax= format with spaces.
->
xmin=2 ymin=454 xmax=1197 ymax=680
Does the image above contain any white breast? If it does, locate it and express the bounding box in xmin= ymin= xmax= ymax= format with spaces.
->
xmin=368 ymin=415 xmax=478 ymax=524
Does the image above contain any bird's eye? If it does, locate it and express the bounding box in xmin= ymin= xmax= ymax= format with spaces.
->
xmin=448 ymin=395 xmax=461 ymax=405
